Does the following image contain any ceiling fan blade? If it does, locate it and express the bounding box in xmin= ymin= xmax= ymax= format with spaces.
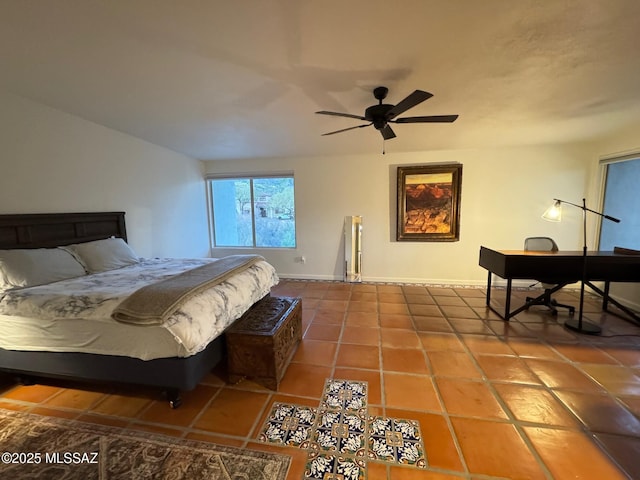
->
xmin=316 ymin=110 xmax=367 ymax=121
xmin=321 ymin=123 xmax=371 ymax=136
xmin=386 ymin=90 xmax=433 ymax=120
xmin=394 ymin=114 xmax=459 ymax=123
xmin=380 ymin=124 xmax=396 ymax=140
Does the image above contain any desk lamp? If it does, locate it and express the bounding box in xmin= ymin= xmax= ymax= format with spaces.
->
xmin=542 ymin=198 xmax=621 ymax=335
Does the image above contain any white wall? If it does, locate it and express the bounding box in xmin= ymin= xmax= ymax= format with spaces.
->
xmin=0 ymin=92 xmax=209 ymax=258
xmin=3 ymin=90 xmax=635 ymax=307
xmin=205 ymin=143 xmax=593 ymax=285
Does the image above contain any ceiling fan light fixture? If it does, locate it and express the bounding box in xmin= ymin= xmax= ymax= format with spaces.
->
xmin=373 ymin=119 xmax=386 ymax=130
xmin=316 ymin=86 xmax=458 ymax=140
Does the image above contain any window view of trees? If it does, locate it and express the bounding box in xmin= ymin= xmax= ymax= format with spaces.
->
xmin=210 ymin=176 xmax=296 ymax=248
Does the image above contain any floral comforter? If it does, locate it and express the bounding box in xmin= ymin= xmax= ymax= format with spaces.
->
xmin=0 ymin=258 xmax=279 ymax=357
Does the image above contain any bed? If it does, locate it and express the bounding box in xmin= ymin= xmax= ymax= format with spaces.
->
xmin=0 ymin=212 xmax=279 ymax=407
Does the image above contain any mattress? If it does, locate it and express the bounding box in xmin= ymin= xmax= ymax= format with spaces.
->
xmin=0 ymin=258 xmax=279 ymax=361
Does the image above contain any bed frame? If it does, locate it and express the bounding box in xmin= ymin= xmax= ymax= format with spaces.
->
xmin=0 ymin=212 xmax=226 ymax=408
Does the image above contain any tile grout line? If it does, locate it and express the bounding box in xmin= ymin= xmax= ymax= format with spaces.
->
xmin=457 ymin=329 xmax=557 ymax=480
xmin=412 ymin=286 xmax=471 ymax=476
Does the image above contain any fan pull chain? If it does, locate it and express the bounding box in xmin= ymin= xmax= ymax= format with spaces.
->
xmin=382 ymin=138 xmax=385 ymax=155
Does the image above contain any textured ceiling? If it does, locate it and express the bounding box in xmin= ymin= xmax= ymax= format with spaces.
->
xmin=2 ymin=0 xmax=640 ymax=160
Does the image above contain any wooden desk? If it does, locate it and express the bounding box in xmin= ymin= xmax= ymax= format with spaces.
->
xmin=479 ymin=246 xmax=640 ymax=324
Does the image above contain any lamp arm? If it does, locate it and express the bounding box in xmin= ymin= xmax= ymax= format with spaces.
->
xmin=601 ymin=213 xmax=621 ymax=223
xmin=552 ymin=198 xmax=621 ymax=223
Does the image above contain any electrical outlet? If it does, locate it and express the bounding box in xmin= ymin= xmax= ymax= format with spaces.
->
xmin=295 ymin=255 xmax=306 ymax=264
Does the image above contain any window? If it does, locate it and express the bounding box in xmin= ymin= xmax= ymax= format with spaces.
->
xmin=209 ymin=175 xmax=296 ymax=248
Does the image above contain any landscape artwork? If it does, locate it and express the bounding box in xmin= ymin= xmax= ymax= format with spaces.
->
xmin=396 ymin=164 xmax=462 ymax=242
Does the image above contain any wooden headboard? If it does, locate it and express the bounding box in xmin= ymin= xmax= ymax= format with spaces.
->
xmin=0 ymin=212 xmax=127 ymax=249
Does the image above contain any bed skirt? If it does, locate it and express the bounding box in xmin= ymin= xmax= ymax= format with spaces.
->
xmin=0 ymin=335 xmax=225 ymax=393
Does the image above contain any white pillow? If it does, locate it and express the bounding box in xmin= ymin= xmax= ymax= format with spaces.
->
xmin=0 ymin=248 xmax=87 ymax=292
xmin=63 ymin=237 xmax=139 ymax=273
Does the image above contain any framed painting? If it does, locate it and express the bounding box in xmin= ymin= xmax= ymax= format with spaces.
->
xmin=396 ymin=164 xmax=462 ymax=242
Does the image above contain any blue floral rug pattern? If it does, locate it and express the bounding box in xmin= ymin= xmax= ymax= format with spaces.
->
xmin=257 ymin=379 xmax=427 ymax=479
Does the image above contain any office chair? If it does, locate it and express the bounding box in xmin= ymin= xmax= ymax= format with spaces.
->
xmin=524 ymin=237 xmax=576 ymax=316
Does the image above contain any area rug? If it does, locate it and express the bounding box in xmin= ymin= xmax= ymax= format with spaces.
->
xmin=258 ymin=379 xmax=427 ymax=480
xmin=0 ymin=408 xmax=290 ymax=479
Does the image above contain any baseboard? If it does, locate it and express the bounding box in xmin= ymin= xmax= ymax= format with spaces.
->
xmin=279 ymin=273 xmax=338 ymax=281
xmin=277 ymin=275 xmax=585 ymax=290
xmin=606 ymin=294 xmax=640 ymax=314
xmin=360 ymin=276 xmax=488 ymax=287
xmin=280 ymin=274 xmax=488 ymax=287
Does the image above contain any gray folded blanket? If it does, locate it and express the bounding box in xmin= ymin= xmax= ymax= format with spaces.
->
xmin=112 ymin=255 xmax=263 ymax=325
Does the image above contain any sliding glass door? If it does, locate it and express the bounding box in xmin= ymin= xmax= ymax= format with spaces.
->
xmin=599 ymin=156 xmax=640 ymax=251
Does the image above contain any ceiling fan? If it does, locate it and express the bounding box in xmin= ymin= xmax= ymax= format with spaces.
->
xmin=316 ymin=86 xmax=458 ymax=140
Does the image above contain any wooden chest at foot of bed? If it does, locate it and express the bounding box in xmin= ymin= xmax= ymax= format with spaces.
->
xmin=225 ymin=296 xmax=302 ymax=390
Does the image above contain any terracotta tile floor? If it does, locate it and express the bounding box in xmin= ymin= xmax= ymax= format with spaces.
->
xmin=1 ymin=280 xmax=640 ymax=479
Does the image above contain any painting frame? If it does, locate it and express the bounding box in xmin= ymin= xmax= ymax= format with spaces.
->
xmin=396 ymin=163 xmax=462 ymax=242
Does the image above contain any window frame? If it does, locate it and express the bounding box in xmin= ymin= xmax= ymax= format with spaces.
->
xmin=206 ymin=173 xmax=296 ymax=249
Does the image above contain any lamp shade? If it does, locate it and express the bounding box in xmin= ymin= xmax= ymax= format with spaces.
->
xmin=542 ymin=200 xmax=562 ymax=222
